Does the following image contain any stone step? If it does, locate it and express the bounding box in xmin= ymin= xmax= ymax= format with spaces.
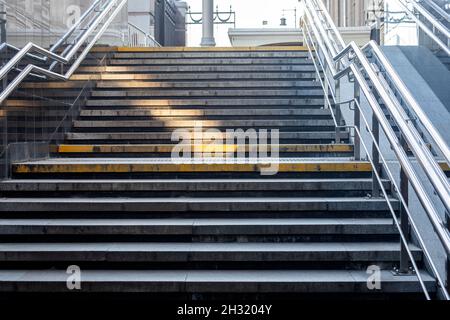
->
xmin=52 ymin=144 xmax=353 ymax=155
xmin=111 ymin=51 xmax=310 ymax=59
xmin=89 ymin=89 xmax=326 ymax=98
xmin=0 ymin=178 xmax=389 ymax=194
xmin=0 ymin=242 xmax=419 ymax=263
xmin=0 ymin=197 xmax=398 ymax=212
xmin=0 ymin=269 xmax=434 ymax=294
xmin=79 ymin=108 xmax=331 ymax=118
xmin=12 ymin=159 xmax=371 ymax=175
xmin=70 ymin=72 xmax=318 ymax=81
xmin=92 ymin=46 xmax=308 ymax=53
xmin=85 ymin=98 xmax=326 ymax=108
xmin=76 ymin=65 xmax=317 ymax=74
xmin=22 ymin=80 xmax=322 ymax=90
xmin=64 ymin=131 xmax=349 ymax=144
xmin=107 ymin=58 xmax=311 ymax=66
xmin=72 ymin=119 xmax=335 ymax=129
xmin=0 ymin=218 xmax=396 ymax=236
xmin=94 ymin=80 xmax=321 ymax=89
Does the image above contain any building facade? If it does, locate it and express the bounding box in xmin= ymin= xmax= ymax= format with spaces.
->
xmin=322 ymin=0 xmax=384 ymax=27
xmin=128 ymin=0 xmax=187 ymax=47
xmin=0 ymin=0 xmax=187 ymax=48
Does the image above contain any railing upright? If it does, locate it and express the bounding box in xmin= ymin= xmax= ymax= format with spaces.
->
xmin=302 ymin=0 xmax=450 ymax=299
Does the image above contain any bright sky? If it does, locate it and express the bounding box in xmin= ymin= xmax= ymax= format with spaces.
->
xmin=184 ymin=0 xmax=303 ymax=46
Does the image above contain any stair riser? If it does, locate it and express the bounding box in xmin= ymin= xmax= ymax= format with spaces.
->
xmin=76 ymin=66 xmax=317 ymax=73
xmin=0 ymin=225 xmax=398 ymax=238
xmin=107 ymin=58 xmax=312 ymax=65
xmin=89 ymin=89 xmax=327 ymax=98
xmin=0 ymin=211 xmax=392 ymax=220
xmin=1 ymin=189 xmax=377 ymax=198
xmin=84 ymin=98 xmax=327 ymax=107
xmin=23 ymin=80 xmax=323 ymax=90
xmin=11 ymin=172 xmax=373 ymax=180
xmin=0 ymin=180 xmax=389 ymax=193
xmin=0 ymin=251 xmax=416 ymax=265
xmin=112 ymin=52 xmax=310 ymax=58
xmin=0 ymin=201 xmax=398 ymax=213
xmin=70 ymin=73 xmax=319 ymax=81
xmin=52 ymin=152 xmax=353 ymax=159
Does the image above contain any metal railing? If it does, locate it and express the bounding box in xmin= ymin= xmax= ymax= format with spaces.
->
xmin=421 ymin=0 xmax=450 ymax=24
xmin=0 ymin=0 xmax=127 ymax=107
xmin=128 ymin=22 xmax=161 ymax=47
xmin=396 ymin=0 xmax=450 ymax=55
xmin=0 ymin=0 xmax=127 ymax=177
xmin=301 ymin=0 xmax=450 ymax=299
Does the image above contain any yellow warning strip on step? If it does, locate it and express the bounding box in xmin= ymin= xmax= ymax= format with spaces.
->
xmin=55 ymin=144 xmax=354 ymax=154
xmin=90 ymin=46 xmax=309 ymax=53
xmin=13 ymin=162 xmax=372 ymax=174
xmin=21 ymin=82 xmax=89 ymax=89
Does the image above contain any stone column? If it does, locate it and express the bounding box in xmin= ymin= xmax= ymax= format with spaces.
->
xmin=201 ymin=0 xmax=216 ymax=47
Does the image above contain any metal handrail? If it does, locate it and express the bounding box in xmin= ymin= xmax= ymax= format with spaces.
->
xmin=302 ymin=0 xmax=450 ymax=299
xmin=362 ymin=42 xmax=450 ymax=166
xmin=308 ymin=0 xmax=450 ymax=208
xmin=396 ymin=0 xmax=450 ymax=55
xmin=302 ymin=21 xmax=446 ymax=299
xmin=0 ymin=0 xmax=127 ymax=106
xmin=128 ymin=22 xmax=161 ymax=47
xmin=421 ymin=0 xmax=450 ymax=23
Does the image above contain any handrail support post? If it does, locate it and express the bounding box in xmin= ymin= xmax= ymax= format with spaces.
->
xmin=399 ymin=140 xmax=411 ymax=274
xmin=446 ymin=213 xmax=449 ymax=292
xmin=371 ymin=114 xmax=380 ymax=198
xmin=354 ymin=83 xmax=361 ymax=160
xmin=334 ymin=72 xmax=341 ymax=144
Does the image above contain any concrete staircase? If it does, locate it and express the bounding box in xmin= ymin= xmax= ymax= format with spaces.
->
xmin=436 ymin=50 xmax=450 ymax=70
xmin=0 ymin=47 xmax=436 ymax=299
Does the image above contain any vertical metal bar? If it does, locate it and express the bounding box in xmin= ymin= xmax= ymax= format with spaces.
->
xmin=335 ymin=62 xmax=341 ymax=144
xmin=1 ymin=4 xmax=7 ymax=179
xmin=0 ymin=3 xmax=6 ymax=44
xmin=323 ymin=63 xmax=329 ymax=109
xmin=446 ymin=211 xmax=449 ymax=292
xmin=371 ymin=114 xmax=380 ymax=197
xmin=353 ymin=82 xmax=361 ymax=160
xmin=399 ymin=143 xmax=410 ymax=273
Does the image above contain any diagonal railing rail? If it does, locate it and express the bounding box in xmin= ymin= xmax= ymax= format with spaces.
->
xmin=0 ymin=0 xmax=128 ymax=106
xmin=301 ymin=0 xmax=450 ymax=300
xmin=395 ymin=0 xmax=450 ymax=55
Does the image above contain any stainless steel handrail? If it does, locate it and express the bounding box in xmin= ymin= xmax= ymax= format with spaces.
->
xmin=0 ymin=0 xmax=127 ymax=106
xmin=302 ymin=0 xmax=450 ymax=299
xmin=303 ymin=20 xmax=446 ymax=299
xmin=421 ymin=0 xmax=450 ymax=23
xmin=362 ymin=42 xmax=450 ymax=165
xmin=128 ymin=22 xmax=161 ymax=47
xmin=396 ymin=0 xmax=450 ymax=55
xmin=309 ymin=0 xmax=450 ymax=190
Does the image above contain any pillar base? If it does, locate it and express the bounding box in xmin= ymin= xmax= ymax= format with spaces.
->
xmin=201 ymin=37 xmax=216 ymax=47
